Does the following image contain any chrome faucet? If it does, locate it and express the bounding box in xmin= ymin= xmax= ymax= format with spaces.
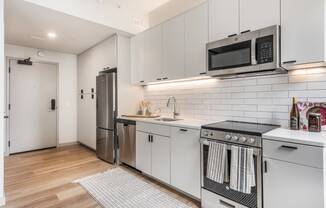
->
xmin=166 ymin=96 xmax=179 ymax=119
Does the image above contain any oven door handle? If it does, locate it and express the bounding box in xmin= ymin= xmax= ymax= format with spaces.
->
xmin=200 ymin=138 xmax=209 ymax=145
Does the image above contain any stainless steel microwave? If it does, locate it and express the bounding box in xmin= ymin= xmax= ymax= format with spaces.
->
xmin=207 ymin=25 xmax=286 ymax=78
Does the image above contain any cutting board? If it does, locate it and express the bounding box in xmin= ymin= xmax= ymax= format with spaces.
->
xmin=121 ymin=115 xmax=160 ymax=118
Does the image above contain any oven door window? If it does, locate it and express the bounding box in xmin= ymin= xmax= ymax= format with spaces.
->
xmin=208 ymin=40 xmax=252 ymax=71
xmin=203 ymin=143 xmax=258 ymax=208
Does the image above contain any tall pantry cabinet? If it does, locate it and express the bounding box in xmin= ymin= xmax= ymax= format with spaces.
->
xmin=77 ymin=35 xmax=142 ymax=149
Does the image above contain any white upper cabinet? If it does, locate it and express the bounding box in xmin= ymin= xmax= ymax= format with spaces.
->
xmin=131 ymin=33 xmax=145 ymax=85
xmin=209 ymin=0 xmax=239 ymax=42
xmin=163 ymin=15 xmax=185 ymax=80
xmin=239 ymin=0 xmax=280 ymax=33
xmin=281 ymin=0 xmax=325 ymax=67
xmin=185 ymin=3 xmax=208 ymax=77
xmin=144 ymin=25 xmax=163 ymax=82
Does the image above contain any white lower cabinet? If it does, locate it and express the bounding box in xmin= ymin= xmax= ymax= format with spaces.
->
xmin=135 ymin=122 xmax=202 ymax=199
xmin=171 ymin=127 xmax=201 ymax=198
xmin=263 ymin=158 xmax=323 ymax=208
xmin=263 ymin=139 xmax=324 ymax=208
xmin=151 ymin=135 xmax=171 ymax=184
xmin=136 ymin=125 xmax=171 ymax=184
xmin=135 ymin=131 xmax=152 ymax=175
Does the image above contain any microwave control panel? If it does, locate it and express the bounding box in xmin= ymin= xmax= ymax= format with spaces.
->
xmin=256 ymin=35 xmax=274 ymax=64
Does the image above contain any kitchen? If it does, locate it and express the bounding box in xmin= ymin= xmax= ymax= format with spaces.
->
xmin=1 ymin=0 xmax=326 ymax=208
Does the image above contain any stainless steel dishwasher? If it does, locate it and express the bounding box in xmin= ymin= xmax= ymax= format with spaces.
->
xmin=116 ymin=118 xmax=136 ymax=168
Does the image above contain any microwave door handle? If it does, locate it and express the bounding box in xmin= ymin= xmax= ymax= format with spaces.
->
xmin=251 ymin=39 xmax=257 ymax=65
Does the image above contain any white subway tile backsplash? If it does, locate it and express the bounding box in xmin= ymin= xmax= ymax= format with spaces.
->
xmin=257 ymin=91 xmax=289 ymax=98
xmin=289 ymin=90 xmax=326 ymax=98
xmin=245 ymin=85 xmax=271 ymax=92
xmin=144 ymin=71 xmax=326 ymax=127
xmin=258 ymin=105 xmax=289 ymax=113
xmin=307 ymin=82 xmax=326 ymax=89
xmin=244 ymin=111 xmax=273 ymax=119
xmin=232 ymin=92 xmax=257 ymax=99
xmin=257 ymin=75 xmax=288 ymax=85
xmin=232 ymin=105 xmax=257 ymax=111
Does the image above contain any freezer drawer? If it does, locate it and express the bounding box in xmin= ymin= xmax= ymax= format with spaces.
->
xmin=96 ymin=128 xmax=115 ymax=163
xmin=117 ymin=120 xmax=136 ymax=167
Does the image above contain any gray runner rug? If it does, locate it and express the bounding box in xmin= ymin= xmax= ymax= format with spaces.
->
xmin=74 ymin=168 xmax=192 ymax=208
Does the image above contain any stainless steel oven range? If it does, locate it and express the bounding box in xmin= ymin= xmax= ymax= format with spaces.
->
xmin=200 ymin=121 xmax=279 ymax=208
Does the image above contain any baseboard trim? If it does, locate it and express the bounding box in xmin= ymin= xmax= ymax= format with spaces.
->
xmin=57 ymin=141 xmax=78 ymax=147
xmin=78 ymin=142 xmax=96 ymax=152
xmin=0 ymin=195 xmax=6 ymax=206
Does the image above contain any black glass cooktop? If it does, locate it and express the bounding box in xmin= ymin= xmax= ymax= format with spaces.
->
xmin=202 ymin=120 xmax=280 ymax=136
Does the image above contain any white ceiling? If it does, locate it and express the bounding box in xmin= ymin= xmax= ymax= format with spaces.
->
xmin=24 ymin=0 xmax=171 ymax=34
xmin=5 ymin=0 xmax=130 ymax=54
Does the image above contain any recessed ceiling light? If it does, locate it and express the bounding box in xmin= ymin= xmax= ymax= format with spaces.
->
xmin=47 ymin=32 xmax=57 ymax=39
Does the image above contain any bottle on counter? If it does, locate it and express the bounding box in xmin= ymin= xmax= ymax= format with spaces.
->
xmin=290 ymin=97 xmax=300 ymax=130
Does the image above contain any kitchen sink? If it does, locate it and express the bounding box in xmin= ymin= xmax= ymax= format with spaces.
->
xmin=155 ymin=118 xmax=183 ymax=122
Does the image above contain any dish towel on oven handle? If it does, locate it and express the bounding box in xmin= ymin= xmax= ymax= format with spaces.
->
xmin=206 ymin=141 xmax=227 ymax=184
xmin=230 ymin=146 xmax=255 ymax=194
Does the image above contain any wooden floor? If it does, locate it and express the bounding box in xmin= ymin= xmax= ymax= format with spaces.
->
xmin=4 ymin=145 xmax=199 ymax=208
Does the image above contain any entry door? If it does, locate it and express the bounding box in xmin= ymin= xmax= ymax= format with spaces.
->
xmin=9 ymin=59 xmax=58 ymax=154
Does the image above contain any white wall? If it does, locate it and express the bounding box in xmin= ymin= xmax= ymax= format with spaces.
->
xmin=0 ymin=0 xmax=5 ymax=205
xmin=144 ymin=68 xmax=326 ymax=127
xmin=148 ymin=0 xmax=207 ymax=27
xmin=5 ymin=44 xmax=78 ymax=146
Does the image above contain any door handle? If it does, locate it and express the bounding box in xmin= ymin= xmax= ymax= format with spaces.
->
xmin=150 ymin=135 xmax=154 ymax=143
xmin=179 ymin=129 xmax=188 ymax=132
xmin=264 ymin=160 xmax=268 ymax=173
xmin=280 ymin=145 xmax=298 ymax=150
xmin=228 ymin=33 xmax=237 ymax=37
xmin=219 ymin=199 xmax=236 ymax=208
xmin=51 ymin=99 xmax=56 ymax=110
xmin=148 ymin=135 xmax=151 ymax=142
xmin=283 ymin=60 xmax=297 ymax=64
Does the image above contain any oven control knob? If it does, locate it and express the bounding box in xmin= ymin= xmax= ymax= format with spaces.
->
xmin=248 ymin=138 xmax=255 ymax=144
xmin=232 ymin=136 xmax=239 ymax=141
xmin=225 ymin=135 xmax=231 ymax=140
xmin=239 ymin=137 xmax=247 ymax=142
xmin=203 ymin=131 xmax=209 ymax=137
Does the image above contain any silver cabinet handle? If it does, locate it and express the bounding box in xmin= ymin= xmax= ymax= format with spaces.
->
xmin=283 ymin=60 xmax=297 ymax=64
xmin=280 ymin=145 xmax=298 ymax=150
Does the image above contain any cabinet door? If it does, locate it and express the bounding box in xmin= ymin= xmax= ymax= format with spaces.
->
xmin=151 ymin=135 xmax=171 ymax=184
xmin=185 ymin=3 xmax=208 ymax=77
xmin=171 ymin=128 xmax=201 ymax=198
xmin=163 ymin=15 xmax=185 ymax=80
xmin=78 ymin=94 xmax=96 ymax=149
xmin=240 ymin=0 xmax=280 ymax=32
xmin=136 ymin=131 xmax=151 ymax=175
xmin=263 ymin=158 xmax=324 ymax=208
xmin=144 ymin=25 xmax=163 ymax=82
xmin=281 ymin=0 xmax=325 ymax=67
xmin=131 ymin=33 xmax=145 ymax=85
xmin=209 ymin=0 xmax=239 ymax=42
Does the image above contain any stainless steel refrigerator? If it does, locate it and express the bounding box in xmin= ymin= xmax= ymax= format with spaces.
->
xmin=96 ymin=68 xmax=117 ymax=164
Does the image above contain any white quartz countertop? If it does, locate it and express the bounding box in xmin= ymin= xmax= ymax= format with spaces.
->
xmin=263 ymin=128 xmax=326 ymax=147
xmin=117 ymin=116 xmax=216 ymax=130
